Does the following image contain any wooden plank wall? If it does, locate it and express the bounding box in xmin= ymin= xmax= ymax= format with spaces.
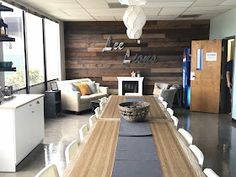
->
xmin=64 ymin=21 xmax=209 ymax=94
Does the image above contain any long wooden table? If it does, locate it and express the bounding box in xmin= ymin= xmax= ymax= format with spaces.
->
xmin=63 ymin=95 xmax=205 ymax=177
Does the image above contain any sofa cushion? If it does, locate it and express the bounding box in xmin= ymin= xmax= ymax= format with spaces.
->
xmin=74 ymin=82 xmax=91 ymax=95
xmin=80 ymin=93 xmax=107 ymax=103
xmin=87 ymin=81 xmax=97 ymax=93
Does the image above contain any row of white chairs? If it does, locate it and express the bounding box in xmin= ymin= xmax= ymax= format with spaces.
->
xmin=158 ymin=96 xmax=219 ymax=177
xmin=178 ymin=127 xmax=218 ymax=177
xmin=95 ymin=96 xmax=109 ymax=118
xmin=158 ymin=96 xmax=179 ymax=128
xmin=35 ymin=116 xmax=96 ymax=177
xmin=34 ymin=97 xmax=110 ymax=177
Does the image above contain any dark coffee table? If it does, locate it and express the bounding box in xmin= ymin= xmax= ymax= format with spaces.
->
xmin=91 ymin=99 xmax=100 ymax=112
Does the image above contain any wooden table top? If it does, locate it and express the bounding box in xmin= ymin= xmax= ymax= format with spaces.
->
xmin=150 ymin=121 xmax=205 ymax=177
xmin=63 ymin=95 xmax=205 ymax=177
xmin=100 ymin=95 xmax=168 ymax=121
xmin=63 ymin=120 xmax=119 ymax=177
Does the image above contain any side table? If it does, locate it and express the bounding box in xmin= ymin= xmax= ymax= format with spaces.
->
xmin=44 ymin=90 xmax=62 ymax=118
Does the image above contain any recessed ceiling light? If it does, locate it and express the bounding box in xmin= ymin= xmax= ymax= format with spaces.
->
xmin=178 ymin=14 xmax=201 ymax=18
xmin=108 ymin=3 xmax=128 ymax=8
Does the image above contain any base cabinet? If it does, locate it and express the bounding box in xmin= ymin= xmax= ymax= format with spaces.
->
xmin=0 ymin=94 xmax=44 ymax=172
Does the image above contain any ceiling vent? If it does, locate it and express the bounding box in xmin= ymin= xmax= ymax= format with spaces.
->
xmin=178 ymin=14 xmax=201 ymax=18
xmin=108 ymin=3 xmax=128 ymax=8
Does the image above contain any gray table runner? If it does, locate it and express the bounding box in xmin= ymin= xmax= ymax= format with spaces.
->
xmin=112 ymin=98 xmax=162 ymax=177
xmin=119 ymin=118 xmax=152 ymax=137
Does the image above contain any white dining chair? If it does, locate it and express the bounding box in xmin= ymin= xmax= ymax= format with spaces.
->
xmin=35 ymin=164 xmax=59 ymax=177
xmin=65 ymin=139 xmax=80 ymax=165
xmin=170 ymin=116 xmax=179 ymax=128
xmin=99 ymin=101 xmax=106 ymax=110
xmin=100 ymin=97 xmax=108 ymax=103
xmin=162 ymin=101 xmax=168 ymax=108
xmin=158 ymin=96 xmax=164 ymax=102
xmin=178 ymin=128 xmax=193 ymax=145
xmin=79 ymin=124 xmax=89 ymax=142
xmin=167 ymin=108 xmax=174 ymax=116
xmin=203 ymin=168 xmax=219 ymax=177
xmin=189 ymin=144 xmax=204 ymax=168
xmin=89 ymin=115 xmax=97 ymax=128
xmin=94 ymin=107 xmax=101 ymax=118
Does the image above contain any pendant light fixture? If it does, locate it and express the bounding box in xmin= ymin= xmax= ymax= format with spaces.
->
xmin=126 ymin=28 xmax=142 ymax=39
xmin=123 ymin=6 xmax=146 ymax=30
xmin=120 ymin=0 xmax=147 ymax=39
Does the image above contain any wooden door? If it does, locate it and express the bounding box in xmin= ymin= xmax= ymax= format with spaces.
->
xmin=190 ymin=40 xmax=222 ymax=113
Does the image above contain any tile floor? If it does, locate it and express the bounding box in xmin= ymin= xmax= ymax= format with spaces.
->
xmin=0 ymin=108 xmax=235 ymax=177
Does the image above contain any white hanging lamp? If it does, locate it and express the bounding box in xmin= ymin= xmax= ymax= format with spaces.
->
xmin=126 ymin=28 xmax=142 ymax=39
xmin=119 ymin=0 xmax=147 ymax=6
xmin=123 ymin=6 xmax=133 ymax=27
xmin=123 ymin=6 xmax=146 ymax=30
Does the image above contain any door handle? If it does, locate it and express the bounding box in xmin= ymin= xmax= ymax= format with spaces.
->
xmin=190 ymin=72 xmax=196 ymax=80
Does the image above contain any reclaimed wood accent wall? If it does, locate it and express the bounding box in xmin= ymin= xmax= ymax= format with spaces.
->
xmin=64 ymin=21 xmax=209 ymax=94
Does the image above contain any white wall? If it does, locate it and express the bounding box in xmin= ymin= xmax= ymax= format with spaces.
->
xmin=59 ymin=21 xmax=65 ymax=81
xmin=210 ymin=8 xmax=236 ymax=39
xmin=210 ymin=8 xmax=236 ymax=120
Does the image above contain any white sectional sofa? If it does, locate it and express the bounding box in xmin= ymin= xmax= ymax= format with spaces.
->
xmin=57 ymin=78 xmax=109 ymax=113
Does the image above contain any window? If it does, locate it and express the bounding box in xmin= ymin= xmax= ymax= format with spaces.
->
xmin=1 ymin=2 xmax=26 ymax=90
xmin=44 ymin=19 xmax=60 ymax=81
xmin=0 ymin=2 xmax=62 ymax=92
xmin=25 ymin=12 xmax=44 ymax=86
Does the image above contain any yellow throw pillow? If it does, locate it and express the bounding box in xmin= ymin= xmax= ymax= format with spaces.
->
xmin=74 ymin=82 xmax=91 ymax=96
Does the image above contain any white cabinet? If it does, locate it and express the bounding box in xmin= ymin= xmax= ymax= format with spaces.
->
xmin=0 ymin=94 xmax=44 ymax=172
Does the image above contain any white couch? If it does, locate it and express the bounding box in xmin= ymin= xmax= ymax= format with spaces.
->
xmin=57 ymin=78 xmax=108 ymax=113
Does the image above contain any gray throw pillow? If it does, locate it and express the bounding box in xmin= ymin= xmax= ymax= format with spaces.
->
xmin=87 ymin=82 xmax=97 ymax=93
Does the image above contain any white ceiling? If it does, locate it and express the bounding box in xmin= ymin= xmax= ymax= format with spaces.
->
xmin=4 ymin=0 xmax=236 ymax=21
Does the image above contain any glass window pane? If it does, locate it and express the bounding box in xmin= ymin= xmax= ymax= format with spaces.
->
xmin=1 ymin=2 xmax=26 ymax=90
xmin=25 ymin=12 xmax=44 ymax=86
xmin=44 ymin=19 xmax=60 ymax=80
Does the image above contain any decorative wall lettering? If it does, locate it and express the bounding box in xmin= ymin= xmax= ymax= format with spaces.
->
xmin=102 ymin=36 xmax=125 ymax=52
xmin=123 ymin=50 xmax=158 ymax=64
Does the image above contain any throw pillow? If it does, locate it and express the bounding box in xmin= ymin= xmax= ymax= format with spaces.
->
xmin=71 ymin=83 xmax=80 ymax=91
xmin=87 ymin=82 xmax=97 ymax=93
xmin=153 ymin=85 xmax=162 ymax=96
xmin=95 ymin=83 xmax=100 ymax=93
xmin=74 ymin=82 xmax=91 ymax=95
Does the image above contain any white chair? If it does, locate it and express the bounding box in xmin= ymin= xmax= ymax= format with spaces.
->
xmin=170 ymin=116 xmax=179 ymax=128
xmin=65 ymin=139 xmax=80 ymax=165
xmin=79 ymin=124 xmax=89 ymax=142
xmin=203 ymin=168 xmax=219 ymax=177
xmin=162 ymin=101 xmax=168 ymax=108
xmin=89 ymin=115 xmax=97 ymax=128
xmin=167 ymin=108 xmax=174 ymax=116
xmin=99 ymin=101 xmax=106 ymax=110
xmin=178 ymin=128 xmax=193 ymax=145
xmin=158 ymin=96 xmax=164 ymax=102
xmin=94 ymin=107 xmax=101 ymax=118
xmin=35 ymin=164 xmax=59 ymax=177
xmin=99 ymin=97 xmax=108 ymax=103
xmin=189 ymin=144 xmax=204 ymax=168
